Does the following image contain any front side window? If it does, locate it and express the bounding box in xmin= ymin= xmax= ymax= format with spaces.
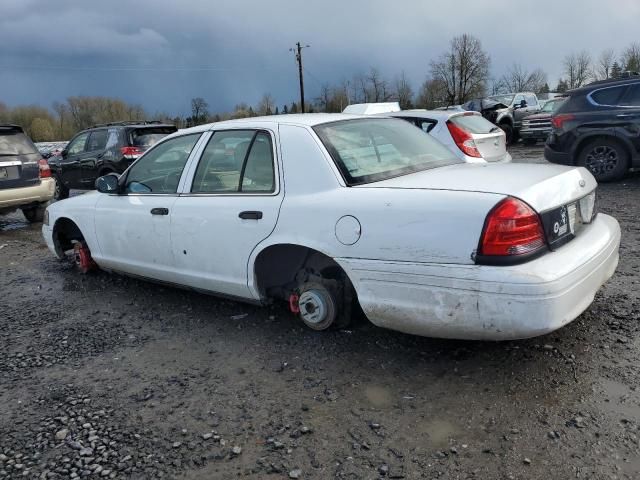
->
xmin=125 ymin=133 xmax=200 ymax=194
xmin=514 ymin=94 xmax=526 ymax=106
xmin=191 ymin=130 xmax=275 ymax=193
xmin=314 ymin=118 xmax=461 ymax=186
xmin=67 ymin=132 xmax=89 ymax=156
xmin=620 ymin=84 xmax=640 ymax=107
xmin=525 ymin=94 xmax=538 ymax=106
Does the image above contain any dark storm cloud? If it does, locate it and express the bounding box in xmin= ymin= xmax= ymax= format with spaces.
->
xmin=1 ymin=0 xmax=639 ymax=114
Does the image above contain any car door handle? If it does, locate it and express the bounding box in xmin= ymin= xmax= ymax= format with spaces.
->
xmin=239 ymin=211 xmax=263 ymax=220
xmin=150 ymin=208 xmax=169 ymax=215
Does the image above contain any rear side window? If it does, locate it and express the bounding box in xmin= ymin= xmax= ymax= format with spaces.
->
xmin=0 ymin=131 xmax=39 ymax=155
xmin=191 ymin=130 xmax=275 ymax=193
xmin=620 ymin=84 xmax=640 ymax=107
xmin=130 ymin=127 xmax=178 ymax=148
xmin=450 ymin=114 xmax=497 ymax=134
xmin=87 ymin=130 xmax=108 ymax=151
xmin=590 ymin=86 xmax=626 ymax=106
xmin=314 ymin=118 xmax=460 ymax=186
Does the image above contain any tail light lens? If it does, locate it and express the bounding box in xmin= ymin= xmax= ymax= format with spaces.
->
xmin=446 ymin=121 xmax=481 ymax=158
xmin=121 ymin=146 xmax=143 ymax=160
xmin=551 ymin=114 xmax=575 ymax=129
xmin=38 ymin=159 xmax=52 ymax=178
xmin=478 ymin=197 xmax=547 ymax=262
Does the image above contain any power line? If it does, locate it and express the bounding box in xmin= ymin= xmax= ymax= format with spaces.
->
xmin=0 ymin=64 xmax=261 ymax=72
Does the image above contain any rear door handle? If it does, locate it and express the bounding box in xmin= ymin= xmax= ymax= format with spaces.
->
xmin=150 ymin=207 xmax=169 ymax=215
xmin=239 ymin=211 xmax=263 ymax=220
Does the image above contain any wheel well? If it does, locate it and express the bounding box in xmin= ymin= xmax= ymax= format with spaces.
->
xmin=98 ymin=167 xmax=114 ymax=177
xmin=574 ymin=135 xmax=631 ymax=163
xmin=253 ymin=244 xmax=350 ymax=300
xmin=498 ymin=118 xmax=513 ymax=127
xmin=52 ymin=218 xmax=85 ymax=258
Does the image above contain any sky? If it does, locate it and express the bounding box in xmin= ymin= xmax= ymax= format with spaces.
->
xmin=1 ymin=0 xmax=639 ymax=116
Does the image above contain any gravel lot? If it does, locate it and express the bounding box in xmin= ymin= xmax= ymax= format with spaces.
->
xmin=1 ymin=144 xmax=639 ymax=479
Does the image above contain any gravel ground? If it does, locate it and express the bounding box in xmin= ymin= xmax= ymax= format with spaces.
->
xmin=1 ymin=144 xmax=639 ymax=479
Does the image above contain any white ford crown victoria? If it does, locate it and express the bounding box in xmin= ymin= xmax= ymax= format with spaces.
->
xmin=42 ymin=114 xmax=620 ymax=340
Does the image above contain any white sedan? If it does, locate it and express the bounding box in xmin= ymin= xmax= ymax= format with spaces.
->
xmin=42 ymin=114 xmax=620 ymax=340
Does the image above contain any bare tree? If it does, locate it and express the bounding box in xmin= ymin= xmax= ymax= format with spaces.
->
xmin=430 ymin=34 xmax=490 ymax=105
xmin=190 ymin=97 xmax=209 ymax=124
xmin=416 ymin=78 xmax=449 ymax=109
xmin=595 ymin=49 xmax=616 ymax=80
xmin=621 ymin=42 xmax=640 ymax=72
xmin=563 ymin=51 xmax=592 ymax=89
xmin=500 ymin=64 xmax=547 ymax=93
xmin=52 ymin=101 xmax=68 ymax=139
xmin=257 ymin=93 xmax=276 ymax=115
xmin=393 ymin=71 xmax=414 ymax=109
xmin=367 ymin=67 xmax=388 ymax=102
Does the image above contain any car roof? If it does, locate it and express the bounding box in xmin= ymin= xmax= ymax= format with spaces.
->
xmin=568 ymin=77 xmax=640 ymax=95
xmin=373 ymin=109 xmax=481 ymax=121
xmin=176 ymin=113 xmax=373 ymax=135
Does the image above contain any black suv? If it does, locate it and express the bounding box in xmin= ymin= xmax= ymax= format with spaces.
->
xmin=49 ymin=121 xmax=177 ymax=199
xmin=545 ymin=76 xmax=640 ymax=181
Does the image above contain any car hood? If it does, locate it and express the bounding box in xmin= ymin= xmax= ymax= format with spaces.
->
xmin=358 ymin=163 xmax=597 ymax=213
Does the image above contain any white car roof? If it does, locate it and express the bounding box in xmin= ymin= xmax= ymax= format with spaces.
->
xmin=176 ymin=113 xmax=373 ymax=136
xmin=342 ymin=102 xmax=401 ymax=115
xmin=373 ymin=109 xmax=481 ymax=121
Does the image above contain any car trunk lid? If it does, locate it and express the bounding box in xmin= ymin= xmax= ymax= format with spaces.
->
xmin=360 ymin=162 xmax=597 ymax=214
xmin=0 ymin=126 xmax=41 ymax=190
xmin=448 ymin=112 xmax=508 ymax=162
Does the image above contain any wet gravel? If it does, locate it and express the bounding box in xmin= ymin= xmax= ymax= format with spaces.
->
xmin=1 ymin=144 xmax=639 ymax=479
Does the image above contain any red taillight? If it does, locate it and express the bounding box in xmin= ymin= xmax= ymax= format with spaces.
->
xmin=446 ymin=121 xmax=481 ymax=158
xmin=551 ymin=114 xmax=575 ymax=129
xmin=479 ymin=197 xmax=546 ymax=258
xmin=38 ymin=159 xmax=51 ymax=178
xmin=121 ymin=146 xmax=142 ymax=159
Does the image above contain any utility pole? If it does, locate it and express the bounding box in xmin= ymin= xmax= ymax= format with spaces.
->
xmin=290 ymin=42 xmax=309 ymax=113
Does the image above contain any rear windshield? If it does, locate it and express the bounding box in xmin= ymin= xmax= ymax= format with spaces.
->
xmin=314 ymin=118 xmax=461 ymax=186
xmin=449 ymin=114 xmax=498 ymax=134
xmin=0 ymin=131 xmax=39 ymax=155
xmin=130 ymin=127 xmax=177 ymax=148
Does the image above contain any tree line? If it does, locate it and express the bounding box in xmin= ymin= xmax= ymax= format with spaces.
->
xmin=2 ymin=34 xmax=640 ymax=141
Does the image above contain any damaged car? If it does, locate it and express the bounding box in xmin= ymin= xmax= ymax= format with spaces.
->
xmin=464 ymin=92 xmax=541 ymax=144
xmin=43 ymin=114 xmax=620 ymax=340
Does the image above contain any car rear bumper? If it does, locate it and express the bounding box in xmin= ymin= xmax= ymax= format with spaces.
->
xmin=338 ymin=213 xmax=620 ymax=340
xmin=0 ymin=177 xmax=55 ymax=210
xmin=544 ymin=145 xmax=572 ymax=165
xmin=520 ymin=129 xmax=550 ymax=140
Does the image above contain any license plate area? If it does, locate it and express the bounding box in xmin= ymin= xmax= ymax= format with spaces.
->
xmin=541 ymin=201 xmax=588 ymax=250
xmin=0 ymin=165 xmax=19 ymax=181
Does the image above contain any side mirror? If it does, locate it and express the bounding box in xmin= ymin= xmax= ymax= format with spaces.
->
xmin=519 ymin=100 xmax=528 ymax=108
xmin=95 ymin=173 xmax=120 ymax=194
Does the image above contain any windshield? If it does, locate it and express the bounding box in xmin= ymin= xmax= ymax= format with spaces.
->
xmin=489 ymin=94 xmax=515 ymax=106
xmin=0 ymin=131 xmax=39 ymax=156
xmin=130 ymin=127 xmax=178 ymax=148
xmin=314 ymin=118 xmax=461 ymax=186
xmin=542 ymin=98 xmax=566 ymax=113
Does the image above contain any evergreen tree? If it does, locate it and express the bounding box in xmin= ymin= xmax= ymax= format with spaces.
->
xmin=275 ymin=106 xmax=279 ymax=115
xmin=555 ymin=79 xmax=569 ymax=93
xmin=283 ymin=105 xmax=289 ymax=114
xmin=611 ymin=61 xmax=623 ymax=78
xmin=290 ymin=102 xmax=298 ymax=114
xmin=539 ymin=83 xmax=550 ymax=94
